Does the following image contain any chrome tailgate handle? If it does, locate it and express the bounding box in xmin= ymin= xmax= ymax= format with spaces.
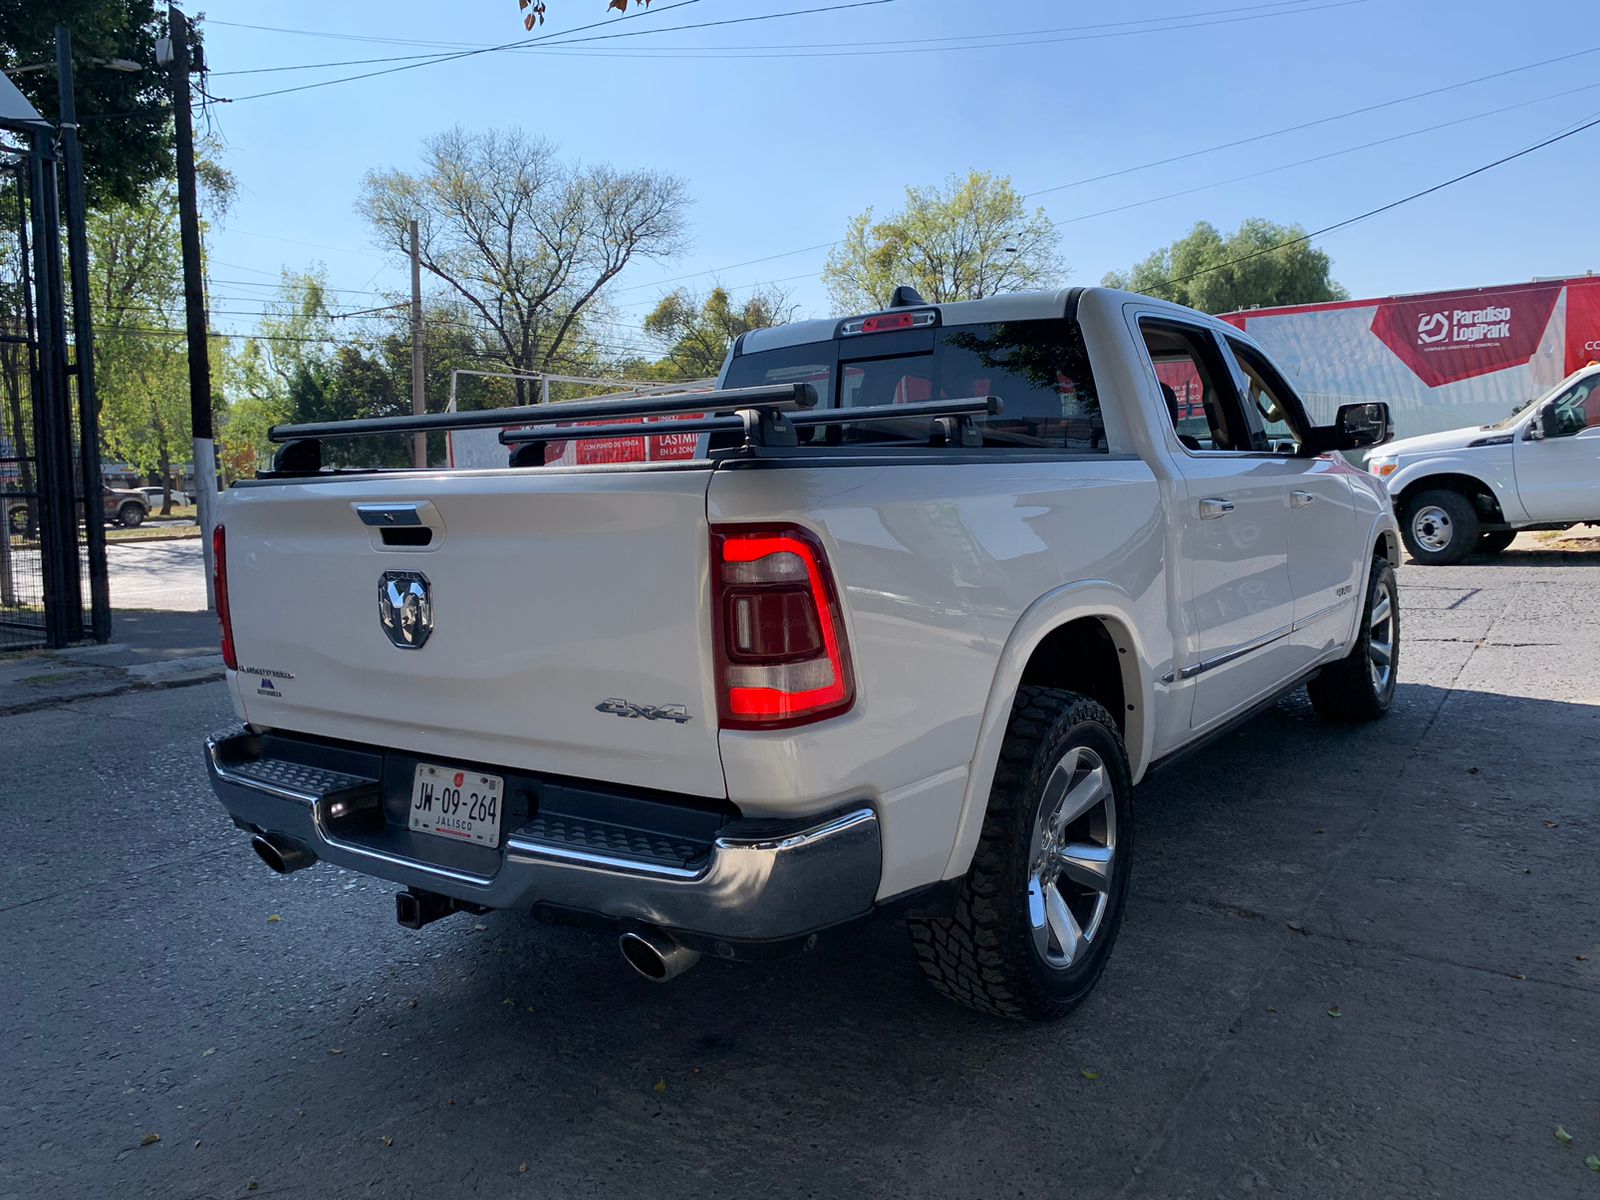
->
xmin=1199 ymin=497 xmax=1235 ymax=520
xmin=1290 ymin=490 xmax=1315 ymax=509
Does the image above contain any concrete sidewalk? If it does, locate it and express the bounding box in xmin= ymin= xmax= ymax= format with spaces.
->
xmin=0 ymin=609 xmax=224 ymax=715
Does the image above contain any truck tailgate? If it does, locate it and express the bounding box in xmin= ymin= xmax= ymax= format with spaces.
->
xmin=219 ymin=468 xmax=725 ymax=798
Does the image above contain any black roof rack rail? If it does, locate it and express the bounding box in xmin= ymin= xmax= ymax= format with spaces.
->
xmin=501 ymin=395 xmax=1002 ymax=453
xmin=266 ymin=382 xmax=817 ymax=444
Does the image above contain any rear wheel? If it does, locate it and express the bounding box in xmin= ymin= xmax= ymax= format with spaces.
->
xmin=1477 ymin=530 xmax=1516 ymax=555
xmin=908 ymin=687 xmax=1133 ymax=1021
xmin=1400 ymin=488 xmax=1478 ymax=565
xmin=1308 ymin=557 xmax=1399 ymax=722
xmin=118 ymin=502 xmax=144 ymax=528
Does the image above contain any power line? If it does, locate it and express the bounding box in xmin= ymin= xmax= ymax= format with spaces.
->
xmin=1153 ymin=110 xmax=1600 ymax=293
xmin=218 ymin=0 xmax=916 ymax=102
xmin=591 ymin=45 xmax=1600 ymax=302
xmin=208 ymin=0 xmax=1322 ymax=52
xmin=1023 ymin=44 xmax=1600 ymax=199
xmin=214 ymin=0 xmax=704 ymax=102
xmin=209 ymin=0 xmax=1340 ymax=75
xmin=1050 ymin=79 xmax=1600 ymax=229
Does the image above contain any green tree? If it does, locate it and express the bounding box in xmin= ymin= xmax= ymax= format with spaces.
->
xmin=643 ymin=285 xmax=795 ymax=380
xmin=823 ymin=171 xmax=1062 ymax=314
xmin=358 ymin=126 xmax=689 ymax=406
xmin=0 ymin=0 xmax=172 ymax=209
xmin=88 ymin=187 xmax=193 ymax=512
xmin=218 ymin=270 xmax=336 ymax=477
xmin=1102 ymin=218 xmax=1348 ymax=314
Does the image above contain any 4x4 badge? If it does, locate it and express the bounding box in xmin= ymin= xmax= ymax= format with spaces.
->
xmin=595 ymin=698 xmax=691 ymax=724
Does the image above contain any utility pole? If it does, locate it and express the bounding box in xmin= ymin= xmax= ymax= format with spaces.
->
xmin=56 ymin=25 xmax=112 ymax=641
xmin=409 ymin=218 xmax=426 ymax=468
xmin=167 ymin=4 xmax=217 ymax=609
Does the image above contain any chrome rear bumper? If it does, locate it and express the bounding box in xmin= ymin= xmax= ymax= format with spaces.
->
xmin=205 ymin=727 xmax=881 ymax=943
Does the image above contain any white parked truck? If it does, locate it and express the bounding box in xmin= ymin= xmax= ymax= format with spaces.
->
xmin=205 ymin=286 xmax=1402 ymax=1020
xmin=1369 ymin=363 xmax=1600 ymax=564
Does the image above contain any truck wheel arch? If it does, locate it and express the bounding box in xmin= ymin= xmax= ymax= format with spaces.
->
xmin=1391 ymin=469 xmax=1510 ymax=528
xmin=942 ymin=584 xmax=1152 ymax=882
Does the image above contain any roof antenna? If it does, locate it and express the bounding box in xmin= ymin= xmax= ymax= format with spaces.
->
xmin=889 ymin=285 xmax=926 ymax=309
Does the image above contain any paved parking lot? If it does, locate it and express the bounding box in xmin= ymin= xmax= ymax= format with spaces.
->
xmin=4 ymin=544 xmax=1597 ymax=1199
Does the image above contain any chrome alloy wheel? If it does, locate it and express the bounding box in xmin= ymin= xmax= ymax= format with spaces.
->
xmin=1368 ymin=576 xmax=1396 ymax=694
xmin=1410 ymin=504 xmax=1454 ymax=553
xmin=1027 ymin=745 xmax=1117 ymax=970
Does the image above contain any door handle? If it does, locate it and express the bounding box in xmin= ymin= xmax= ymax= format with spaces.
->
xmin=1199 ymin=497 xmax=1235 ymax=520
xmin=1290 ymin=490 xmax=1315 ymax=509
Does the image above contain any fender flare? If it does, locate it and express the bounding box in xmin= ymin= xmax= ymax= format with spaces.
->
xmin=1336 ymin=513 xmax=1402 ymax=658
xmin=940 ymin=580 xmax=1155 ymax=882
xmin=1386 ymin=458 xmax=1526 ymax=525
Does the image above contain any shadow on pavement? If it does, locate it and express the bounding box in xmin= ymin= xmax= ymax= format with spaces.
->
xmin=11 ymin=678 xmax=1593 ymax=1199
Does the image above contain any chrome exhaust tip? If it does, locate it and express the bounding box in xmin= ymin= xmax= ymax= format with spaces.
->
xmin=250 ymin=832 xmax=317 ymax=875
xmin=619 ymin=928 xmax=701 ymax=983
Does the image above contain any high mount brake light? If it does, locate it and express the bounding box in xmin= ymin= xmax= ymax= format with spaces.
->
xmin=213 ymin=524 xmax=237 ymax=671
xmin=839 ymin=309 xmax=937 ymax=337
xmin=710 ymin=526 xmax=855 ymax=730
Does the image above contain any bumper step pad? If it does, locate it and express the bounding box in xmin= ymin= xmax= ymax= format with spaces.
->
xmin=518 ymin=812 xmax=709 ymax=872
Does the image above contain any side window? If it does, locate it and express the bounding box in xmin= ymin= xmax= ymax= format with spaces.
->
xmin=1227 ymin=338 xmax=1309 ymax=454
xmin=1138 ymin=320 xmax=1251 ymax=452
xmin=1551 ymin=377 xmax=1600 ymax=435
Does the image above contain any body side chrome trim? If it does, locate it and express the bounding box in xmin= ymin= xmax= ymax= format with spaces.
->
xmin=1290 ymin=595 xmax=1354 ymax=632
xmin=1177 ymin=624 xmax=1293 ymax=680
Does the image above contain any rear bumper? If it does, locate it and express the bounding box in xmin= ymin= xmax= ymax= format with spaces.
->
xmin=205 ymin=727 xmax=881 ymax=944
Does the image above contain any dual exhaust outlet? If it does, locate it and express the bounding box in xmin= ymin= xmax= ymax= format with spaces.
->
xmin=247 ymin=833 xmax=700 ymax=981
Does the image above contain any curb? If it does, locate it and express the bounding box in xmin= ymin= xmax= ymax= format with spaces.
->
xmin=0 ymin=660 xmax=225 ymax=716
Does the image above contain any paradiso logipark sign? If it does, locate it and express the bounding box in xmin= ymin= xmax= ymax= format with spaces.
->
xmin=1415 ymin=305 xmax=1513 ymax=346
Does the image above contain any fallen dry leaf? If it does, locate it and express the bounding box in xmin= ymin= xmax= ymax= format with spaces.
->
xmin=140 ymin=1133 xmax=161 ymax=1147
xmin=1556 ymin=1125 xmax=1573 ymax=1145
xmin=202 ymin=1048 xmax=215 ymax=1057
xmin=382 ymin=1135 xmax=393 ymax=1148
xmin=266 ymin=914 xmax=281 ymax=923
xmin=1079 ymin=1068 xmax=1099 ymax=1080
xmin=654 ymin=1079 xmax=667 ymax=1094
xmin=1327 ymin=1007 xmax=1343 ymax=1019
xmin=519 ymin=1162 xmax=529 ymax=1174
xmin=1587 ymin=1154 xmax=1600 ymax=1173
xmin=327 ymin=1048 xmax=343 ymax=1056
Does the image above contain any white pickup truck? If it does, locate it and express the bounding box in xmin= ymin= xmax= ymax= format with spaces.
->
xmin=1369 ymin=363 xmax=1600 ymax=564
xmin=205 ymin=286 xmax=1402 ymax=1021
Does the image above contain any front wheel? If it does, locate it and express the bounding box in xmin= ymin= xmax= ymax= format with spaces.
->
xmin=1477 ymin=530 xmax=1516 ymax=555
xmin=1401 ymin=489 xmax=1478 ymax=565
xmin=118 ymin=503 xmax=145 ymax=528
xmin=1308 ymin=558 xmax=1399 ymax=722
xmin=909 ymin=687 xmax=1134 ymax=1021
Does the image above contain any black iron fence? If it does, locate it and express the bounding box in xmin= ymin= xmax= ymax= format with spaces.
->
xmin=0 ymin=139 xmax=108 ymax=652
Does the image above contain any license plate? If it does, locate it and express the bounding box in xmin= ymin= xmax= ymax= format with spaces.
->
xmin=408 ymin=763 xmax=504 ymax=848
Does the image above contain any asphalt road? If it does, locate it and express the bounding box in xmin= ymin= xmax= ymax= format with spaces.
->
xmin=5 ymin=546 xmax=1598 ymax=1200
xmin=104 ymin=539 xmax=208 ymax=613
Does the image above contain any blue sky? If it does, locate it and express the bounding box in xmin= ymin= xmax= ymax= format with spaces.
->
xmin=195 ymin=0 xmax=1600 ymax=350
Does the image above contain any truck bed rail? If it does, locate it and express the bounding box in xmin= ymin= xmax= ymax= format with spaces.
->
xmin=267 ymin=382 xmax=818 ymax=443
xmin=499 ymin=396 xmax=1004 ymax=454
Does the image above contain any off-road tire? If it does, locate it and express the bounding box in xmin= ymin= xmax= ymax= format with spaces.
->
xmin=1476 ymin=530 xmax=1516 ymax=555
xmin=1400 ymin=488 xmax=1478 ymax=565
xmin=1307 ymin=557 xmax=1399 ymax=722
xmin=908 ymin=687 xmax=1134 ymax=1021
xmin=118 ymin=502 xmax=145 ymax=528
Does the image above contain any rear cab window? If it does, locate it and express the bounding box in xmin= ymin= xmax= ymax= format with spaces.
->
xmin=722 ymin=318 xmax=1106 ymax=453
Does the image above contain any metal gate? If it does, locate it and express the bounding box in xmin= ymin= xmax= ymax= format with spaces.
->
xmin=0 ymin=128 xmax=109 ymax=651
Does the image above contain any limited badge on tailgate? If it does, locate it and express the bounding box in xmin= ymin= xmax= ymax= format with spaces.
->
xmin=408 ymin=763 xmax=503 ymax=847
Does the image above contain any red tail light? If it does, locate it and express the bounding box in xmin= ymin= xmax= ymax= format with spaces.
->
xmin=213 ymin=523 xmax=237 ymax=671
xmin=710 ymin=525 xmax=855 ymax=730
